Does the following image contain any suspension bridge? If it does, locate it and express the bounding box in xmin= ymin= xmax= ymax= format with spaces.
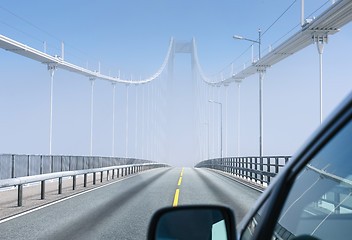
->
xmin=0 ymin=0 xmax=351 ymax=239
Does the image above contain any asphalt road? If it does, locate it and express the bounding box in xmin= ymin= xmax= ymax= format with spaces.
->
xmin=0 ymin=167 xmax=261 ymax=239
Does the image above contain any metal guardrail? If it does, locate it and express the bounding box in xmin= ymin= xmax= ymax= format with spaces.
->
xmin=0 ymin=162 xmax=168 ymax=207
xmin=0 ymin=154 xmax=153 ymax=180
xmin=195 ymin=156 xmax=291 ymax=186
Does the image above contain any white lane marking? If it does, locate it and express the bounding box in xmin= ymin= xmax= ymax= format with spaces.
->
xmin=0 ymin=174 xmax=139 ymax=224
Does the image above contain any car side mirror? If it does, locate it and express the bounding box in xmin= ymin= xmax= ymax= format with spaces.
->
xmin=147 ymin=205 xmax=236 ymax=240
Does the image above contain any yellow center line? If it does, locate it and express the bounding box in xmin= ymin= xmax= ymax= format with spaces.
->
xmin=178 ymin=177 xmax=182 ymax=185
xmin=172 ymin=167 xmax=184 ymax=207
xmin=173 ymin=189 xmax=180 ymax=207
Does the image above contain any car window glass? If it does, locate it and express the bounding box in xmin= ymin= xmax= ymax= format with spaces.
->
xmin=272 ymin=119 xmax=352 ymax=240
xmin=242 ymin=118 xmax=352 ymax=240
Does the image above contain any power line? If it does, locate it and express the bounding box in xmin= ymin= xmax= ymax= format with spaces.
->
xmin=307 ymin=0 xmax=331 ymax=18
xmin=270 ymin=23 xmax=300 ymax=48
xmin=268 ymin=0 xmax=332 ymax=51
xmin=210 ymin=44 xmax=252 ymax=78
xmin=0 ymin=20 xmax=45 ymax=45
xmin=212 ymin=0 xmax=333 ymax=80
xmin=211 ymin=1 xmax=298 ymax=79
xmin=261 ymin=0 xmax=297 ymax=37
xmin=0 ymin=5 xmax=100 ymax=68
xmin=0 ymin=5 xmax=61 ymax=42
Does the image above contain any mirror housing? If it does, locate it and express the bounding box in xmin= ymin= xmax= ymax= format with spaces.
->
xmin=147 ymin=205 xmax=236 ymax=240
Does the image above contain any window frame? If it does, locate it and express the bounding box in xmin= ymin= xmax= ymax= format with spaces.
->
xmin=238 ymin=92 xmax=352 ymax=240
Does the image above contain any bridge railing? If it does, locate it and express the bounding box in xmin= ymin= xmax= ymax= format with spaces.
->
xmin=195 ymin=156 xmax=291 ymax=186
xmin=0 ymin=162 xmax=168 ymax=207
xmin=0 ymin=154 xmax=154 ymax=180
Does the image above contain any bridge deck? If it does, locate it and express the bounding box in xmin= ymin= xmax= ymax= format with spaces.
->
xmin=0 ymin=167 xmax=261 ymax=239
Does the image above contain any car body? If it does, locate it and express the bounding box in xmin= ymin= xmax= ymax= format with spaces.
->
xmin=149 ymin=91 xmax=352 ymax=240
xmin=238 ymin=91 xmax=352 ymax=240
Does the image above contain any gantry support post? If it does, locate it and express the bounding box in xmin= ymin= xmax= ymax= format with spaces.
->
xmin=125 ymin=83 xmax=130 ymax=158
xmin=212 ymin=87 xmax=215 ymax=158
xmin=146 ymin=84 xmax=150 ymax=160
xmin=318 ymin=42 xmax=324 ymax=124
xmin=112 ymin=83 xmax=116 ymax=157
xmin=141 ymin=84 xmax=145 ymax=159
xmin=48 ymin=64 xmax=57 ymax=156
xmin=235 ymin=79 xmax=242 ymax=157
xmin=89 ymin=77 xmax=96 ymax=156
xmin=135 ymin=84 xmax=138 ymax=159
xmin=312 ymin=32 xmax=328 ymax=124
xmin=217 ymin=85 xmax=221 ymax=158
xmin=224 ymin=84 xmax=229 ymax=157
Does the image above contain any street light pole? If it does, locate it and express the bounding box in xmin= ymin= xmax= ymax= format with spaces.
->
xmin=259 ymin=28 xmax=261 ymax=59
xmin=209 ymin=100 xmax=223 ymax=159
xmin=259 ymin=71 xmax=264 ymax=158
xmin=258 ymin=29 xmax=263 ymax=158
xmin=233 ymin=28 xmax=264 ymax=158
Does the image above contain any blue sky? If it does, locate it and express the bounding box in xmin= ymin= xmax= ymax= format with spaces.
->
xmin=0 ymin=0 xmax=351 ymax=166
